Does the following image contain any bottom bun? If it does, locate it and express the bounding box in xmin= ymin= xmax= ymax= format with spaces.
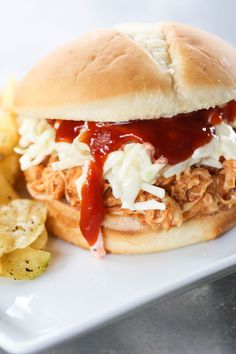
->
xmin=44 ymin=199 xmax=236 ymax=254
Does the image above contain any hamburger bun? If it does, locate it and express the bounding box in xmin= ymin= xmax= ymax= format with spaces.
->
xmin=16 ymin=22 xmax=236 ymax=122
xmin=45 ymin=199 xmax=236 ymax=254
xmin=17 ymin=22 xmax=236 ymax=254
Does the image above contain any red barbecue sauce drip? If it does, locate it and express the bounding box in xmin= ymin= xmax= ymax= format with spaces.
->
xmin=210 ymin=100 xmax=236 ymax=124
xmin=49 ymin=101 xmax=236 ymax=247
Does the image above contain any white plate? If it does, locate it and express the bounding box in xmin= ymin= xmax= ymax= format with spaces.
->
xmin=0 ymin=227 xmax=236 ymax=354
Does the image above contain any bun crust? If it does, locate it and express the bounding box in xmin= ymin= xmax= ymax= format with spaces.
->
xmin=16 ymin=22 xmax=236 ymax=122
xmin=45 ymin=199 xmax=236 ymax=254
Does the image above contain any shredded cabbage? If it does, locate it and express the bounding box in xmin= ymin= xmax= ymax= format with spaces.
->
xmin=51 ymin=141 xmax=90 ymax=171
xmin=15 ymin=120 xmax=55 ymax=170
xmin=16 ymin=118 xmax=236 ymax=213
xmin=15 ymin=119 xmax=90 ymax=171
xmin=104 ymin=143 xmax=166 ymax=210
xmin=75 ymin=160 xmax=90 ymax=199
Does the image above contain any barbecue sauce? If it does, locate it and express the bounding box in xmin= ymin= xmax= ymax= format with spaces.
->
xmin=49 ymin=101 xmax=236 ymax=247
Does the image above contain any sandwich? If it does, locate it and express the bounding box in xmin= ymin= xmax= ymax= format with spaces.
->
xmin=15 ymin=22 xmax=236 ymax=257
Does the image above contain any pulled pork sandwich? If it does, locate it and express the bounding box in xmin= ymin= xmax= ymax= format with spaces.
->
xmin=15 ymin=22 xmax=236 ymax=257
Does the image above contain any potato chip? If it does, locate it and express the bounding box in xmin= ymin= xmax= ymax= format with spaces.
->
xmin=0 ymin=111 xmax=18 ymax=158
xmin=0 ymin=173 xmax=18 ymax=204
xmin=0 ymin=199 xmax=47 ymax=257
xmin=1 ymin=79 xmax=16 ymax=110
xmin=0 ymin=153 xmax=19 ymax=185
xmin=0 ymin=80 xmax=18 ymax=158
xmin=31 ymin=228 xmax=48 ymax=250
xmin=0 ymin=81 xmax=50 ymax=280
xmin=0 ymin=247 xmax=50 ymax=280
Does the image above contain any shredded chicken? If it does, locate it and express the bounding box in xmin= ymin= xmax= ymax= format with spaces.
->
xmin=221 ymin=159 xmax=236 ymax=190
xmin=25 ymin=157 xmax=236 ymax=232
xmin=208 ymin=160 xmax=236 ymax=208
xmin=25 ymin=164 xmax=65 ymax=200
xmin=25 ymin=155 xmax=65 ymax=200
xmin=133 ymin=193 xmax=183 ymax=231
xmin=104 ymin=186 xmax=182 ymax=230
xmin=171 ymin=168 xmax=212 ymax=206
xmin=64 ymin=167 xmax=82 ymax=208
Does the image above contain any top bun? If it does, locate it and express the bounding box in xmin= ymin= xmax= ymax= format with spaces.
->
xmin=16 ymin=22 xmax=236 ymax=122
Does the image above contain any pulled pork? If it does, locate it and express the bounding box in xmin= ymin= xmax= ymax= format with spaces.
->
xmin=25 ymin=159 xmax=236 ymax=232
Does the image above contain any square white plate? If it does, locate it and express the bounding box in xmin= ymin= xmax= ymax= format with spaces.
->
xmin=0 ymin=227 xmax=236 ymax=354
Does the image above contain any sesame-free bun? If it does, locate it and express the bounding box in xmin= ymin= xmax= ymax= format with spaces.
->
xmin=16 ymin=22 xmax=236 ymax=122
xmin=44 ymin=199 xmax=236 ymax=254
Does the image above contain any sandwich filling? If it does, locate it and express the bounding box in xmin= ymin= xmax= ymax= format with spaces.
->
xmin=16 ymin=101 xmax=236 ymax=257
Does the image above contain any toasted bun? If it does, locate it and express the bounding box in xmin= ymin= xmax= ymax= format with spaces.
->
xmin=44 ymin=199 xmax=236 ymax=254
xmin=16 ymin=22 xmax=236 ymax=122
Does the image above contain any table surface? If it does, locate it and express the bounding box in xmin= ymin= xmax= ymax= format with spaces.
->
xmin=1 ymin=0 xmax=236 ymax=353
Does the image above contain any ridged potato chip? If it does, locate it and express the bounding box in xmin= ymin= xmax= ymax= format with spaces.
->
xmin=0 ymin=173 xmax=18 ymax=204
xmin=0 ymin=199 xmax=47 ymax=257
xmin=0 ymin=111 xmax=18 ymax=157
xmin=0 ymin=153 xmax=19 ymax=185
xmin=0 ymin=80 xmax=18 ymax=158
xmin=0 ymin=81 xmax=50 ymax=281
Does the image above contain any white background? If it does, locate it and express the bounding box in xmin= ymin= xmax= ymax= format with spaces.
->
xmin=0 ymin=0 xmax=235 ymax=85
